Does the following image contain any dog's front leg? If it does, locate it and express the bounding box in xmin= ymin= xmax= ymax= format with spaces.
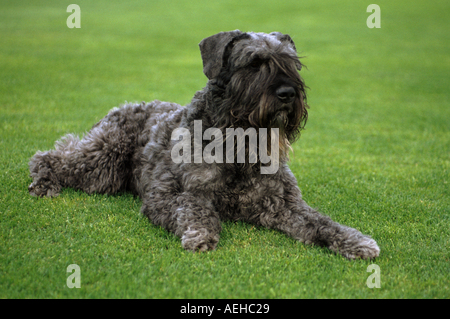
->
xmin=279 ymin=182 xmax=380 ymax=259
xmin=260 ymin=167 xmax=380 ymax=259
xmin=177 ymin=192 xmax=222 ymax=252
xmin=276 ymin=202 xmax=380 ymax=259
xmin=141 ymin=191 xmax=221 ymax=252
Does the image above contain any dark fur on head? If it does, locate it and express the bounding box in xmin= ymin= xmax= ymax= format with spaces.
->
xmin=201 ymin=31 xmax=309 ymax=162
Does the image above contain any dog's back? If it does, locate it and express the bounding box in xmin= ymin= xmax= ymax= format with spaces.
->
xmin=29 ymin=100 xmax=184 ymax=197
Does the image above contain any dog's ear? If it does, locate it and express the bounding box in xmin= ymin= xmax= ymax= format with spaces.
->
xmin=270 ymin=32 xmax=302 ymax=70
xmin=270 ymin=32 xmax=297 ymax=50
xmin=199 ymin=30 xmax=243 ymax=80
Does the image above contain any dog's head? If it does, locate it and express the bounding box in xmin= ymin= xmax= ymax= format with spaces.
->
xmin=199 ymin=30 xmax=308 ymax=158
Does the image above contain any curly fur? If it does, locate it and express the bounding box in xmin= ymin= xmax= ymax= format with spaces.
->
xmin=28 ymin=30 xmax=379 ymax=259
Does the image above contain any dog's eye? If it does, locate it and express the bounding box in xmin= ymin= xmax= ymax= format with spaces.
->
xmin=249 ymin=59 xmax=264 ymax=69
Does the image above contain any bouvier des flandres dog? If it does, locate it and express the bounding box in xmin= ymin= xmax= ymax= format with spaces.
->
xmin=29 ymin=30 xmax=380 ymax=259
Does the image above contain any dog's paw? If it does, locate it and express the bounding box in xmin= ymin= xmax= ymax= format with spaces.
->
xmin=181 ymin=228 xmax=219 ymax=252
xmin=336 ymin=235 xmax=380 ymax=260
xmin=28 ymin=181 xmax=60 ymax=197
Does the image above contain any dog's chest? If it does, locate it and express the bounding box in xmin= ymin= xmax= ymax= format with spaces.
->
xmin=214 ymin=176 xmax=285 ymax=221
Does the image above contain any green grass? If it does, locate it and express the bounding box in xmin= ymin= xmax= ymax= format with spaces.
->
xmin=1 ymin=0 xmax=449 ymax=298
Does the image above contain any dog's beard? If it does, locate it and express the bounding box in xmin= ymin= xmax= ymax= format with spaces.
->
xmin=214 ymin=88 xmax=305 ymax=169
xmin=268 ymin=109 xmax=291 ymax=162
xmin=249 ymin=92 xmax=303 ymax=162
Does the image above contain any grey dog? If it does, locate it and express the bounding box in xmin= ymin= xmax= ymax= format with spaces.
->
xmin=29 ymin=30 xmax=380 ymax=259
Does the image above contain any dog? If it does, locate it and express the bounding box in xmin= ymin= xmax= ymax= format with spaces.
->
xmin=29 ymin=30 xmax=380 ymax=259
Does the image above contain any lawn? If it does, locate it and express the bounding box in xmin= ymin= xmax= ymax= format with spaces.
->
xmin=1 ymin=0 xmax=449 ymax=299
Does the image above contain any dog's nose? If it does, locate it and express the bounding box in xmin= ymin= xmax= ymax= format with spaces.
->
xmin=276 ymin=86 xmax=296 ymax=103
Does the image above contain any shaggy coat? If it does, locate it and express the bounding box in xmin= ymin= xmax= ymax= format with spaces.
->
xmin=29 ymin=31 xmax=380 ymax=259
